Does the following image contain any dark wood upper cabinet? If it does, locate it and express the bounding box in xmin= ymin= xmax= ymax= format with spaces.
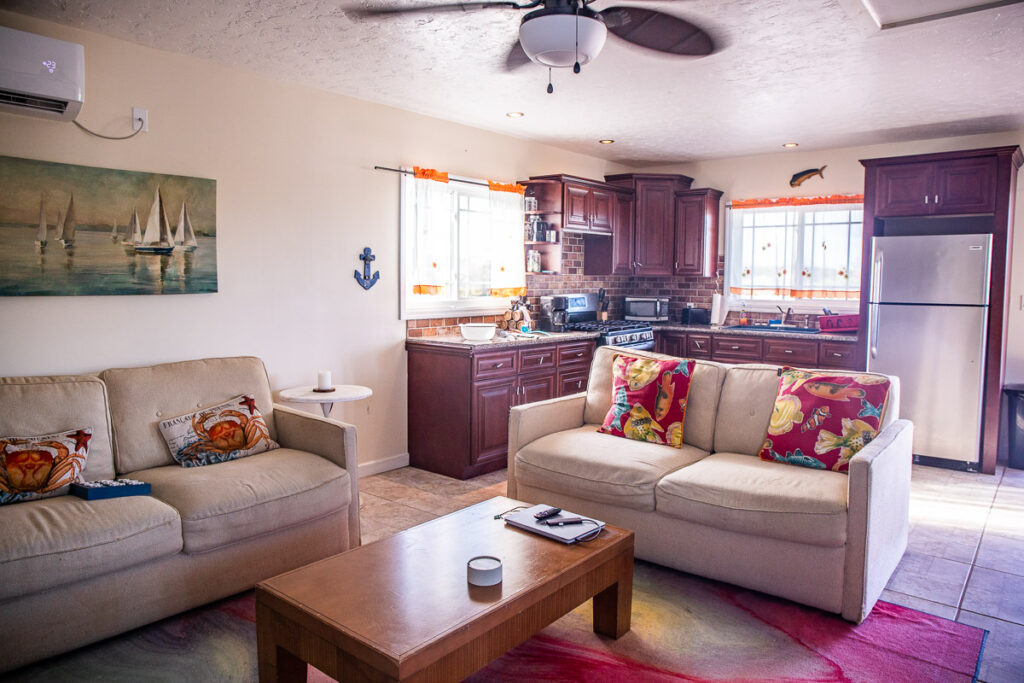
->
xmin=564 ymin=184 xmax=591 ymax=230
xmin=873 ymin=155 xmax=998 ymax=217
xmin=590 ymin=188 xmax=614 ymax=233
xmin=605 ymin=173 xmax=694 ymax=276
xmin=527 ymin=175 xmax=620 ymax=235
xmin=611 ymin=192 xmax=635 ymax=275
xmin=674 ymin=188 xmax=723 ymax=277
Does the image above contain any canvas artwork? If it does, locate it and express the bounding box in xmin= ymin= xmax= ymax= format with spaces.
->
xmin=0 ymin=155 xmax=217 ymax=295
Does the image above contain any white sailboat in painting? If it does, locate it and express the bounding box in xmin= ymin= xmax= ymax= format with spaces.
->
xmin=60 ymin=194 xmax=76 ymax=249
xmin=134 ymin=187 xmax=174 ymax=255
xmin=35 ymin=195 xmax=48 ymax=251
xmin=110 ymin=218 xmax=120 ymax=242
xmin=122 ymin=208 xmax=142 ymax=254
xmin=54 ymin=210 xmax=64 ymax=242
xmin=173 ymin=201 xmax=198 ymax=252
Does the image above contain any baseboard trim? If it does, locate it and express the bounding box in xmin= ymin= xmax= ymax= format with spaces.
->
xmin=358 ymin=453 xmax=409 ymax=478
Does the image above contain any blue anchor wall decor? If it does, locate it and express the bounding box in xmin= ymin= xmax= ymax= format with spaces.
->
xmin=354 ymin=247 xmax=380 ymax=290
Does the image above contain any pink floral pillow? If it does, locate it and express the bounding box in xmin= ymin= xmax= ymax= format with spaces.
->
xmin=600 ymin=355 xmax=696 ymax=448
xmin=759 ymin=368 xmax=891 ymax=473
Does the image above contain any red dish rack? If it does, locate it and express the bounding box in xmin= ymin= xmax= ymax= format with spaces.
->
xmin=818 ymin=314 xmax=859 ymax=333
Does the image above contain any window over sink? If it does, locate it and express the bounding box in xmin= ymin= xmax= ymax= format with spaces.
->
xmin=725 ymin=197 xmax=863 ymax=313
xmin=400 ymin=170 xmax=526 ymax=319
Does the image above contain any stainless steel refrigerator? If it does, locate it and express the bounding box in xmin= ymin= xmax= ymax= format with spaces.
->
xmin=867 ymin=234 xmax=992 ymax=468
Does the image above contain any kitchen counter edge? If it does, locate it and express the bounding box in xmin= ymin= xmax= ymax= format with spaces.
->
xmin=653 ymin=324 xmax=858 ymax=343
xmin=405 ymin=331 xmax=600 ymax=350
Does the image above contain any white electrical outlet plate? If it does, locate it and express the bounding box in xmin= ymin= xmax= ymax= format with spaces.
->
xmin=132 ymin=107 xmax=148 ymax=132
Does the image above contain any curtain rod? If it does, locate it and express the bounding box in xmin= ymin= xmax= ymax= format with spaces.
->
xmin=373 ymin=165 xmax=492 ymax=188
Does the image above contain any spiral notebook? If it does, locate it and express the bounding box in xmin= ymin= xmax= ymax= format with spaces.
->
xmin=504 ymin=504 xmax=606 ymax=544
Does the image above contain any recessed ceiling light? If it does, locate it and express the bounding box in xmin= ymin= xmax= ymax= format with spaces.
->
xmin=506 ymin=111 xmax=525 ymax=118
xmin=782 ymin=142 xmax=799 ymax=148
xmin=599 ymin=139 xmax=614 ymax=144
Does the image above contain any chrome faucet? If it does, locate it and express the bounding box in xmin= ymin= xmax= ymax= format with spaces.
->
xmin=777 ymin=305 xmax=793 ymax=325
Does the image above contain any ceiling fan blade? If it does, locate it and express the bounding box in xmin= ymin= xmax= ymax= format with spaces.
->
xmin=347 ymin=1 xmax=525 ymax=18
xmin=599 ymin=7 xmax=714 ymax=56
xmin=504 ymin=39 xmax=532 ymax=71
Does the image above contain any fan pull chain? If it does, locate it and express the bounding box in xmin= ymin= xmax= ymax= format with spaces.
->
xmin=573 ymin=6 xmax=581 ymax=74
xmin=547 ymin=68 xmax=554 ymax=94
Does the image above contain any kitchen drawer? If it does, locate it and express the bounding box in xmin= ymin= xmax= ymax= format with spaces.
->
xmin=818 ymin=341 xmax=858 ymax=369
xmin=711 ymin=335 xmax=763 ymax=362
xmin=472 ymin=350 xmax=517 ymax=379
xmin=557 ymin=342 xmax=594 ymax=367
xmin=686 ymin=334 xmax=712 ymax=359
xmin=763 ymin=338 xmax=819 ymax=367
xmin=557 ymin=367 xmax=590 ymax=396
xmin=518 ymin=345 xmax=556 ymax=371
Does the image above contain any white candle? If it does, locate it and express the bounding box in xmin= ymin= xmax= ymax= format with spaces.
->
xmin=317 ymin=370 xmax=332 ymax=391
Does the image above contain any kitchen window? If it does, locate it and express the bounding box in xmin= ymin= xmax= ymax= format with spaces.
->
xmin=725 ymin=198 xmax=863 ymax=312
xmin=400 ymin=170 xmax=525 ymax=319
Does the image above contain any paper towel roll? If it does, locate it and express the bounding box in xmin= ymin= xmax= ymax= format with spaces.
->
xmin=711 ymin=293 xmax=727 ymax=325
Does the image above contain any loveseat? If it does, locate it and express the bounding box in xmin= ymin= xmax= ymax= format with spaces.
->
xmin=507 ymin=345 xmax=912 ymax=623
xmin=0 ymin=356 xmax=360 ymax=673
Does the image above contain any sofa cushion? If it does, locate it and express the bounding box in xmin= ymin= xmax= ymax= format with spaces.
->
xmin=101 ymin=357 xmax=277 ymax=473
xmin=159 ymin=394 xmax=279 ymax=467
xmin=128 ymin=449 xmax=350 ymax=554
xmin=0 ymin=375 xmax=115 ymax=481
xmin=655 ymin=452 xmax=849 ymax=547
xmin=713 ymin=365 xmax=782 ymax=456
xmin=584 ymin=346 xmax=725 ymax=452
xmin=515 ymin=425 xmax=708 ymax=512
xmin=0 ymin=427 xmax=91 ymax=505
xmin=600 ymin=355 xmax=695 ymax=447
xmin=759 ymin=369 xmax=892 ymax=473
xmin=0 ymin=494 xmax=182 ymax=600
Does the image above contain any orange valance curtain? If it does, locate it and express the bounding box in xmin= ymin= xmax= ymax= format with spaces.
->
xmin=487 ymin=180 xmax=526 ymax=194
xmin=413 ymin=166 xmax=449 ymax=183
xmin=730 ymin=194 xmax=864 ymax=209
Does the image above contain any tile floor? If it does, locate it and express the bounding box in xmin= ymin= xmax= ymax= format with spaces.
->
xmin=359 ymin=463 xmax=1024 ymax=682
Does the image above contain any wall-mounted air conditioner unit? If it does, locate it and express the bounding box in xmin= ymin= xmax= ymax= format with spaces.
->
xmin=0 ymin=25 xmax=84 ymax=121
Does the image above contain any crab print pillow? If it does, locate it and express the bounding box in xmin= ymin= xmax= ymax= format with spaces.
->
xmin=0 ymin=428 xmax=92 ymax=505
xmin=599 ymin=355 xmax=696 ymax=448
xmin=159 ymin=395 xmax=278 ymax=468
xmin=759 ymin=368 xmax=891 ymax=473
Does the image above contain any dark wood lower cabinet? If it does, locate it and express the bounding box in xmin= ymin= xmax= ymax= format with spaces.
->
xmin=407 ymin=339 xmax=595 ymax=479
xmin=653 ymin=330 xmax=858 ymax=369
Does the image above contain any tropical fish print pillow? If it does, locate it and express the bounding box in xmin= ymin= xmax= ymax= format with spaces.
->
xmin=159 ymin=395 xmax=278 ymax=468
xmin=0 ymin=427 xmax=91 ymax=505
xmin=599 ymin=355 xmax=696 ymax=448
xmin=759 ymin=368 xmax=891 ymax=473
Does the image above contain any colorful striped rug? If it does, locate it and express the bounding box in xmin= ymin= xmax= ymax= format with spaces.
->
xmin=7 ymin=561 xmax=985 ymax=682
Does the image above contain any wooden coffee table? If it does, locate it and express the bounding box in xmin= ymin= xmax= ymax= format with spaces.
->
xmin=256 ymin=496 xmax=634 ymax=682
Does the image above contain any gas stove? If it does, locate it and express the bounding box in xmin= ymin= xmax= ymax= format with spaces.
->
xmin=563 ymin=320 xmax=655 ymax=349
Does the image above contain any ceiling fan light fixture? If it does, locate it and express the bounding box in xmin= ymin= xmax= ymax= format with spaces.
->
xmin=519 ymin=12 xmax=607 ymax=69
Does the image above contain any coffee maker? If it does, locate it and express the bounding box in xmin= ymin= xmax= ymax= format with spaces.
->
xmin=538 ymin=294 xmax=599 ymax=332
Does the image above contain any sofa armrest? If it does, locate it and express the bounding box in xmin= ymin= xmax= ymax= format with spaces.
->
xmin=842 ymin=418 xmax=913 ymax=622
xmin=507 ymin=392 xmax=586 ymax=499
xmin=273 ymin=404 xmax=360 ymax=545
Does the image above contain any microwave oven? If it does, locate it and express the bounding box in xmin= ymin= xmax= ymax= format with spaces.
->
xmin=624 ymin=297 xmax=670 ymax=321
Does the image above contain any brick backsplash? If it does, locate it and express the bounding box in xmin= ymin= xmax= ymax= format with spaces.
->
xmin=406 ymin=314 xmax=505 ymax=338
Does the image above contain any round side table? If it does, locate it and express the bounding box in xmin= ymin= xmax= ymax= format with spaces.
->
xmin=279 ymin=385 xmax=372 ymax=418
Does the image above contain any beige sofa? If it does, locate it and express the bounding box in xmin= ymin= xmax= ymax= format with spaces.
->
xmin=0 ymin=356 xmax=360 ymax=673
xmin=507 ymin=345 xmax=912 ymax=623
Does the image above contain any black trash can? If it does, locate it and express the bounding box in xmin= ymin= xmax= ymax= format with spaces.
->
xmin=1007 ymin=383 xmax=1024 ymax=470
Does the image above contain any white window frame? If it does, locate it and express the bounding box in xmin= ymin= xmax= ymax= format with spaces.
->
xmin=398 ymin=172 xmax=521 ymax=320
xmin=724 ymin=203 xmax=862 ymax=315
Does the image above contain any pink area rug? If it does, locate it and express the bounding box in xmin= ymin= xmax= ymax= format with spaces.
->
xmin=6 ymin=561 xmax=985 ymax=683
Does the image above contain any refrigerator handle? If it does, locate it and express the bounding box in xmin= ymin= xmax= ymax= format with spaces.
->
xmin=869 ymin=250 xmax=883 ymax=359
xmin=870 ymin=304 xmax=880 ymax=359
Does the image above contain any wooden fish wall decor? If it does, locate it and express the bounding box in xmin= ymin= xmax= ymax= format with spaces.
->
xmin=790 ymin=165 xmax=827 ymax=187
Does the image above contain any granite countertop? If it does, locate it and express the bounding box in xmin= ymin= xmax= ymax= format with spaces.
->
xmin=653 ymin=323 xmax=858 ymax=343
xmin=405 ymin=331 xmax=600 ymax=350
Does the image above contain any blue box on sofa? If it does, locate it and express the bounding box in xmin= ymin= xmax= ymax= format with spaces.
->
xmin=70 ymin=480 xmax=151 ymax=500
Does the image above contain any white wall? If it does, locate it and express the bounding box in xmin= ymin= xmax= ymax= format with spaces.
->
xmin=0 ymin=11 xmax=625 ymax=473
xmin=643 ymin=132 xmax=1024 ymax=383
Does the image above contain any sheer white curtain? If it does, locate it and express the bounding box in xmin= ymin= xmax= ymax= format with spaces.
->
xmin=488 ymin=186 xmax=526 ymax=298
xmin=407 ymin=173 xmax=453 ymax=296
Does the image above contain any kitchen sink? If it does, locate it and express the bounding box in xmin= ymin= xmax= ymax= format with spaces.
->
xmin=722 ymin=325 xmax=820 ymax=334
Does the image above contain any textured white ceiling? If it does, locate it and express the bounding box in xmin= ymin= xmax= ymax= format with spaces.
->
xmin=5 ymin=0 xmax=1024 ymax=165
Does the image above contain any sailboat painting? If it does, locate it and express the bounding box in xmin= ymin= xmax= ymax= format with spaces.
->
xmin=0 ymin=155 xmax=216 ymax=296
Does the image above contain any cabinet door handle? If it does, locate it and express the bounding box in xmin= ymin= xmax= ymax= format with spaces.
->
xmin=695 ymin=341 xmax=703 ymax=349
xmin=832 ymin=352 xmax=842 ymax=357
xmin=934 ymin=194 xmax=939 ymax=204
xmin=730 ymin=345 xmax=740 ymax=350
xmin=576 ymin=352 xmax=584 ymax=357
xmin=784 ymin=349 xmax=793 ymax=354
xmin=538 ymin=357 xmax=544 ymax=364
xmin=924 ymin=195 xmax=929 ymax=204
xmin=576 ymin=380 xmax=582 ymax=389
xmin=495 ymin=362 xmax=504 ymax=368
xmin=675 ymin=261 xmax=679 ymax=270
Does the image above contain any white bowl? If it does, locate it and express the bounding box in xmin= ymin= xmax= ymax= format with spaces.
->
xmin=460 ymin=323 xmax=496 ymax=341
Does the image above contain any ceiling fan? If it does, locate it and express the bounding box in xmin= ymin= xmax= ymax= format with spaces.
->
xmin=349 ymin=0 xmax=715 ymax=85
